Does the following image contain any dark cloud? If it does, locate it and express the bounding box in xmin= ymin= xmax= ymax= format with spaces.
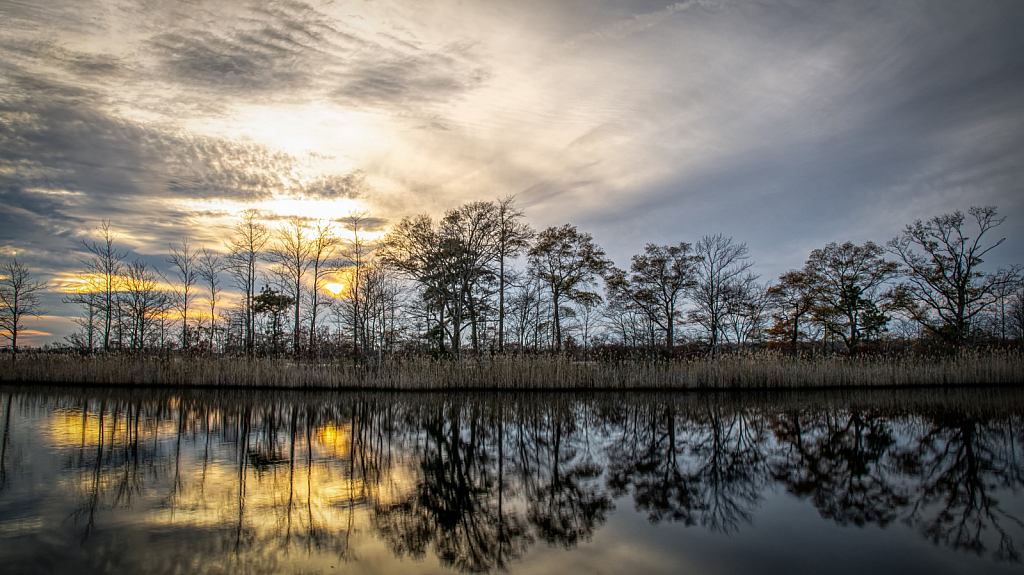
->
xmin=0 ymin=39 xmax=124 ymax=80
xmin=578 ymin=0 xmax=1024 ymax=271
xmin=164 ymin=138 xmax=301 ymax=201
xmin=301 ymin=171 xmax=365 ymax=200
xmin=332 ymin=215 xmax=389 ymax=233
xmin=146 ymin=0 xmax=351 ymax=96
xmin=332 ymin=47 xmax=490 ymax=107
xmin=152 ymin=29 xmax=308 ymax=92
xmin=145 ymin=0 xmax=489 ymax=108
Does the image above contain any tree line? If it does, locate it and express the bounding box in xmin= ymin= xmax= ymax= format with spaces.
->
xmin=2 ymin=200 xmax=1022 ymax=358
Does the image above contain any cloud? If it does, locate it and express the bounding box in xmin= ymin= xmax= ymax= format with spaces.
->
xmin=562 ymin=0 xmax=720 ymax=49
xmin=0 ymin=63 xmax=364 ymax=265
xmin=145 ymin=1 xmax=357 ymax=99
xmin=331 ymin=46 xmax=490 ymax=107
xmin=302 ymin=171 xmax=365 ymax=200
xmin=2 ymin=0 xmax=1024 ymax=344
xmin=164 ymin=137 xmax=301 ymax=201
xmin=440 ymin=0 xmax=1024 ymax=271
xmin=0 ymin=38 xmax=124 ymax=79
xmin=145 ymin=0 xmax=490 ymax=110
xmin=151 ymin=28 xmax=308 ymax=93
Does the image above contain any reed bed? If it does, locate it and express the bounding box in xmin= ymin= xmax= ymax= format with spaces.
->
xmin=2 ymin=349 xmax=1022 ymax=390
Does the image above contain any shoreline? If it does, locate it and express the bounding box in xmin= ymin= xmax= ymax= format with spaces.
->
xmin=3 ymin=351 xmax=1022 ymax=390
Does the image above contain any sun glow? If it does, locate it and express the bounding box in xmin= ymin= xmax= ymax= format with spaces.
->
xmin=54 ymin=273 xmax=176 ymax=294
xmin=176 ymin=196 xmax=369 ymax=224
xmin=321 ymin=268 xmax=358 ymax=297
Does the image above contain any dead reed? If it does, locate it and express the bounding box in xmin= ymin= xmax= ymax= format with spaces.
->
xmin=2 ymin=349 xmax=1021 ymax=390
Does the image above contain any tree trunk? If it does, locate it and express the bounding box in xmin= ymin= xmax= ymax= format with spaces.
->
xmin=553 ymin=290 xmax=562 ymax=352
xmin=498 ymin=257 xmax=505 ymax=354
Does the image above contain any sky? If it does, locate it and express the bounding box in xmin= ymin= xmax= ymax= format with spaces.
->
xmin=2 ymin=0 xmax=1023 ymax=346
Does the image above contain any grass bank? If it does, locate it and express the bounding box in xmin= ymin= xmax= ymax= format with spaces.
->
xmin=2 ymin=350 xmax=1022 ymax=389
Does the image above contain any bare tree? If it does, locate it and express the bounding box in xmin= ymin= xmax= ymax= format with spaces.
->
xmin=306 ymin=221 xmax=343 ymax=354
xmin=439 ymin=201 xmax=501 ymax=355
xmin=226 ymin=210 xmax=271 ymax=356
xmin=379 ymin=203 xmax=500 ymax=358
xmin=78 ymin=221 xmax=126 ymax=351
xmin=1010 ymin=287 xmax=1024 ymax=341
xmin=379 ymin=215 xmax=446 ymax=352
xmin=572 ymin=295 xmax=604 ymax=360
xmin=196 ymin=247 xmax=225 ymax=353
xmin=268 ymin=217 xmax=314 ymax=357
xmin=528 ymin=225 xmax=610 ymax=352
xmin=342 ymin=211 xmax=374 ymax=354
xmin=606 ymin=243 xmax=699 ymax=348
xmin=121 ymin=259 xmax=170 ymax=351
xmin=495 ymin=195 xmax=534 ymax=353
xmin=63 ymin=271 xmax=103 ymax=351
xmin=0 ymin=258 xmax=48 ymax=354
xmin=888 ymin=206 xmax=1020 ymax=347
xmin=722 ymin=273 xmax=771 ymax=350
xmin=167 ymin=237 xmax=198 ymax=351
xmin=988 ymin=266 xmax=1022 ymax=342
xmin=359 ymin=262 xmax=403 ymax=365
xmin=690 ymin=235 xmax=753 ymax=355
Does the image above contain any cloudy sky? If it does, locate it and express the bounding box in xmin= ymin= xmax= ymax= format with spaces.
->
xmin=2 ymin=0 xmax=1023 ymax=345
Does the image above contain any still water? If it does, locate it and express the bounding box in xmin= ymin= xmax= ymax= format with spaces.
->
xmin=1 ymin=386 xmax=1023 ymax=574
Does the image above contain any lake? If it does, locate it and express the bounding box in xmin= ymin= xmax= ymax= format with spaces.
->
xmin=1 ymin=386 xmax=1022 ymax=574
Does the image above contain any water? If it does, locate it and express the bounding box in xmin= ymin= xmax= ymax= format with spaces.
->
xmin=1 ymin=386 xmax=1023 ymax=574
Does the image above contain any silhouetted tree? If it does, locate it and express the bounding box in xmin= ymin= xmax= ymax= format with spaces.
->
xmin=167 ymin=237 xmax=198 ymax=350
xmin=380 ymin=202 xmax=501 ymax=357
xmin=307 ymin=221 xmax=343 ymax=354
xmin=341 ymin=211 xmax=375 ymax=354
xmin=690 ymin=234 xmax=753 ymax=355
xmin=607 ymin=243 xmax=699 ymax=348
xmin=1010 ymin=287 xmax=1024 ymax=341
xmin=767 ymin=270 xmax=817 ymax=353
xmin=253 ymin=286 xmax=293 ymax=354
xmin=495 ymin=195 xmax=534 ymax=354
xmin=989 ymin=268 xmax=1023 ymax=342
xmin=721 ymin=273 xmax=770 ymax=349
xmin=440 ymin=201 xmax=501 ymax=355
xmin=804 ymin=241 xmax=899 ymax=350
xmin=528 ymin=225 xmax=610 ymax=352
xmin=0 ymin=258 xmax=48 ymax=354
xmin=196 ymin=246 xmax=225 ymax=352
xmin=77 ymin=221 xmax=126 ymax=351
xmin=888 ymin=206 xmax=1020 ymax=347
xmin=121 ymin=259 xmax=170 ymax=350
xmin=505 ymin=272 xmax=544 ymax=355
xmin=226 ymin=210 xmax=271 ymax=356
xmin=268 ymin=216 xmax=314 ymax=356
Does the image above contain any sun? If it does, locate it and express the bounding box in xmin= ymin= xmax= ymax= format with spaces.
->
xmin=324 ymin=282 xmax=345 ymax=295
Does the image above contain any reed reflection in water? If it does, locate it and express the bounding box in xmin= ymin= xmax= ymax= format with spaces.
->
xmin=1 ymin=387 xmax=1023 ymax=574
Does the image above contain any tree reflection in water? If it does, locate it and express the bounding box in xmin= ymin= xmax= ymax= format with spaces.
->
xmin=604 ymin=401 xmax=766 ymax=533
xmin=895 ymin=412 xmax=1024 ymax=560
xmin=770 ymin=408 xmax=907 ymax=527
xmin=1 ymin=388 xmax=1023 ymax=573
